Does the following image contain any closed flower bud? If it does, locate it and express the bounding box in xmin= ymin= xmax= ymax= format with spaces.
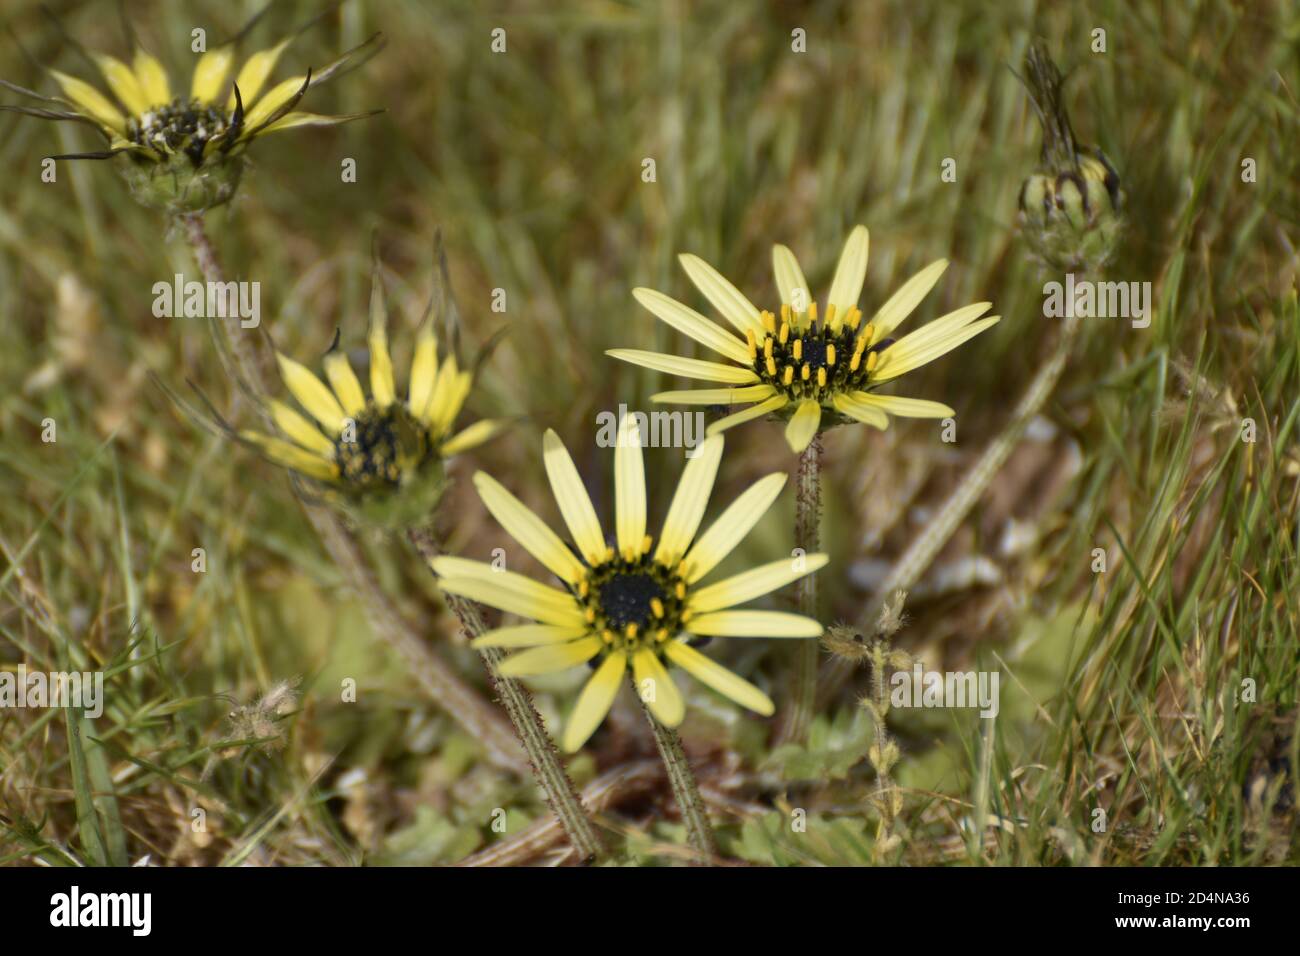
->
xmin=1016 ymin=42 xmax=1123 ymax=272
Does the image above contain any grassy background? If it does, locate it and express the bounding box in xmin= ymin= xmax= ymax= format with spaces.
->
xmin=1 ymin=0 xmax=1297 ymax=865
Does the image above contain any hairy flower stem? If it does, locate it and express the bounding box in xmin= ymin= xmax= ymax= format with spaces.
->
xmin=864 ymin=633 xmax=904 ymax=861
xmin=777 ymin=435 xmax=823 ymax=745
xmin=409 ymin=527 xmax=606 ymax=862
xmin=634 ymin=684 xmax=717 ymax=863
xmin=179 ymin=213 xmax=528 ymax=775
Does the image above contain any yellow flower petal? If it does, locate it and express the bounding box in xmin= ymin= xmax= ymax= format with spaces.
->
xmin=687 ymin=610 xmax=824 ymax=638
xmin=191 ymin=46 xmax=234 ymax=103
xmin=92 ymin=55 xmax=148 ymax=116
xmin=868 ymin=258 xmax=950 ymax=342
xmin=257 ymin=109 xmax=382 ymax=135
xmin=469 ymin=624 xmax=589 ymax=649
xmin=655 ymin=434 xmax=723 ymax=566
xmin=367 ymin=261 xmax=396 ymax=409
xmin=631 ymin=288 xmax=752 ymax=364
xmin=562 ymin=652 xmax=626 ymax=752
xmin=682 ymin=473 xmax=786 ymax=582
xmin=831 ymin=393 xmax=889 ymax=429
xmin=432 ymin=559 xmax=586 ymax=628
xmin=407 ymin=325 xmax=439 ymax=418
xmin=772 ymin=243 xmax=810 ymax=310
xmin=498 ymin=637 xmax=603 ymax=678
xmin=275 ymin=352 xmax=346 ymax=433
xmin=606 ymin=349 xmax=758 ymax=384
xmin=543 ymin=429 xmax=607 ymax=565
xmin=132 ymin=49 xmax=171 ymax=107
xmin=615 ymin=413 xmax=646 ymax=558
xmin=704 ymin=394 xmax=788 ymax=437
xmin=848 ymin=393 xmax=954 ymax=418
xmin=269 ymin=399 xmax=335 ymax=456
xmin=440 ymin=419 xmax=508 ymax=457
xmin=650 ymin=385 xmax=776 ymax=405
xmin=239 ymin=430 xmax=337 ymax=481
xmin=784 ymin=399 xmax=822 ymax=453
xmin=423 ymin=354 xmax=459 ymax=433
xmin=632 ymin=649 xmax=684 ymax=728
xmin=322 ymin=349 xmax=366 ymax=417
xmin=826 ymin=225 xmax=869 ymax=325
xmin=677 ymin=252 xmax=766 ymax=336
xmin=242 ymin=74 xmax=305 ymax=130
xmin=473 ymin=471 xmax=587 ymax=585
xmin=228 ymin=39 xmax=291 ymax=111
xmin=873 ymin=314 xmax=1000 ymax=382
xmin=688 ymin=553 xmax=829 ymax=613
xmin=49 ymin=70 xmax=124 ymax=133
xmin=664 ymin=641 xmax=774 ymax=716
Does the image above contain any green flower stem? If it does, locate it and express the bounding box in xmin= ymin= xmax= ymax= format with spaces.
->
xmin=409 ymin=527 xmax=606 ymax=862
xmin=776 ymin=434 xmax=823 ymax=745
xmin=180 ymin=213 xmax=529 ymax=776
xmin=634 ymin=682 xmax=717 ymax=863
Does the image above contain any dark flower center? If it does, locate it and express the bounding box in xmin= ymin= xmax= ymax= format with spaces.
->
xmin=333 ymin=403 xmax=430 ymax=489
xmin=576 ymin=544 xmax=691 ymax=654
xmin=597 ymin=573 xmax=667 ymax=630
xmin=749 ymin=305 xmax=894 ymax=402
xmin=128 ymin=98 xmax=234 ymax=165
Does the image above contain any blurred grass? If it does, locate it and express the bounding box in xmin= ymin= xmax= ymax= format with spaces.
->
xmin=1 ymin=0 xmax=1297 ymax=865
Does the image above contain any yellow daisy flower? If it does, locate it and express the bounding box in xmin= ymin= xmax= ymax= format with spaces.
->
xmin=429 ymin=418 xmax=827 ymax=752
xmin=608 ymin=225 xmax=1001 ymax=453
xmin=1 ymin=23 xmax=383 ymax=213
xmin=239 ymin=251 xmax=507 ymax=529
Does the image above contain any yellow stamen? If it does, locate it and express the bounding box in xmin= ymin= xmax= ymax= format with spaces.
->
xmin=801 ymin=363 xmax=811 ymax=381
xmin=780 ymin=303 xmax=791 ymax=325
xmin=650 ymin=597 xmax=665 ymax=618
xmin=656 ymin=628 xmax=669 ymax=642
xmin=745 ymin=328 xmax=757 ymax=358
xmin=817 ymin=367 xmax=827 ymax=388
xmin=642 ymin=535 xmax=654 ymax=554
xmin=850 ymin=353 xmax=861 ymax=372
xmin=763 ymin=337 xmax=773 ymax=359
xmin=762 ymin=310 xmax=776 ymax=333
xmin=783 ymin=365 xmax=794 ymax=386
xmin=766 ymin=356 xmax=777 ymax=377
xmin=578 ymin=579 xmax=589 ymax=598
xmin=585 ymin=607 xmax=597 ymax=623
xmin=602 ymin=629 xmax=615 ymax=644
xmin=826 ymin=343 xmax=836 ymax=366
xmin=808 ymin=301 xmax=818 ymax=323
xmin=866 ymin=351 xmax=879 ymax=372
xmin=778 ymin=322 xmax=790 ymax=345
xmin=680 ymin=609 xmax=693 ymax=624
xmin=675 ymin=582 xmax=686 ymax=600
xmin=625 ymin=623 xmax=639 ymax=639
xmin=847 ymin=308 xmax=863 ymax=331
xmin=825 ymin=303 xmax=837 ymax=328
xmin=792 ymin=338 xmax=803 ymax=361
